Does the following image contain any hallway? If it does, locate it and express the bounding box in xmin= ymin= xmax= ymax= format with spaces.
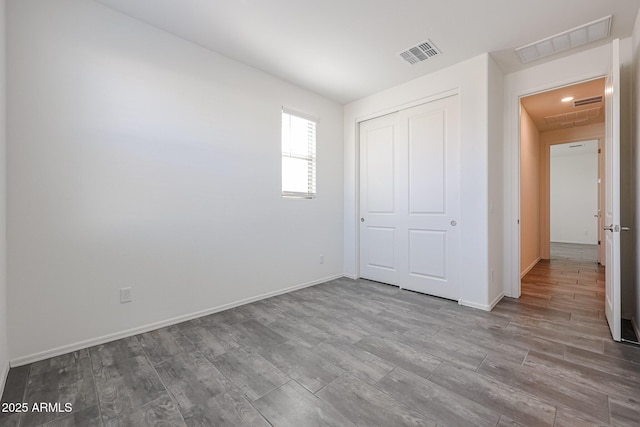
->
xmin=493 ymin=243 xmax=613 ymax=359
xmin=516 ymin=243 xmax=604 ymax=322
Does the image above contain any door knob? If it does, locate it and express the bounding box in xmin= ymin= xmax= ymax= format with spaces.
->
xmin=450 ymin=220 xmax=457 ymax=226
xmin=603 ymin=224 xmax=614 ymax=231
xmin=360 ymin=218 xmax=365 ymax=222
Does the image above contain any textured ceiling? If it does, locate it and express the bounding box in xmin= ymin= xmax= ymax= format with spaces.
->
xmin=94 ymin=0 xmax=640 ymax=104
xmin=521 ymin=78 xmax=606 ymax=132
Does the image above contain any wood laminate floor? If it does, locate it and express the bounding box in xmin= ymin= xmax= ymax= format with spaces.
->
xmin=2 ymin=243 xmax=639 ymax=426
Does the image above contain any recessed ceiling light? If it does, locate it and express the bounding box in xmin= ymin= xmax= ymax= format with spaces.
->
xmin=515 ymin=15 xmax=612 ymax=64
xmin=561 ymin=96 xmax=574 ymax=102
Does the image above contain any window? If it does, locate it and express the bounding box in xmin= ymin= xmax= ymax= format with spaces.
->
xmin=281 ymin=108 xmax=316 ymax=198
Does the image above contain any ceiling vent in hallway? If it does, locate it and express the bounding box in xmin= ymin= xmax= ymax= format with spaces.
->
xmin=544 ymin=106 xmax=602 ymax=127
xmin=399 ymin=39 xmax=441 ymax=65
xmin=573 ymin=96 xmax=603 ymax=107
xmin=515 ymin=15 xmax=612 ymax=64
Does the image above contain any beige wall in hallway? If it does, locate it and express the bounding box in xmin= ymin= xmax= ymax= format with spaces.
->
xmin=520 ymin=106 xmax=540 ymax=276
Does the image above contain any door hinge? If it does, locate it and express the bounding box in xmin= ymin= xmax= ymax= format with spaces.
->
xmin=598 ymin=240 xmax=601 ymax=245
xmin=598 ymin=148 xmax=602 ymax=154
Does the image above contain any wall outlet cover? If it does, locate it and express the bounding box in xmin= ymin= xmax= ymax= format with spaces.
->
xmin=120 ymin=287 xmax=132 ymax=303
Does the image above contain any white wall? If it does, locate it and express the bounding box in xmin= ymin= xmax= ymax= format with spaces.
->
xmin=7 ymin=0 xmax=344 ymax=364
xmin=550 ymin=143 xmax=598 ymax=244
xmin=633 ymin=9 xmax=640 ymax=333
xmin=344 ymin=53 xmax=495 ymax=310
xmin=619 ymin=38 xmax=636 ymax=321
xmin=0 ymin=0 xmax=8 ymax=394
xmin=487 ymin=55 xmax=504 ymax=307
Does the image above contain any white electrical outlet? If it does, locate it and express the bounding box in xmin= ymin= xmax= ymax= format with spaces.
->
xmin=120 ymin=287 xmax=132 ymax=304
xmin=320 ymin=254 xmax=324 ymax=264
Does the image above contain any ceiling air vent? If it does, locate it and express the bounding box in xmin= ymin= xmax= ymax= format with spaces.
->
xmin=399 ymin=39 xmax=441 ymax=65
xmin=573 ymin=96 xmax=603 ymax=107
xmin=544 ymin=106 xmax=602 ymax=127
xmin=515 ymin=15 xmax=612 ymax=64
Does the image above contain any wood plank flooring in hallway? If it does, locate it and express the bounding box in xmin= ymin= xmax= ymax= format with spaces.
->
xmin=508 ymin=242 xmax=606 ymax=326
xmin=1 ymin=244 xmax=639 ymax=426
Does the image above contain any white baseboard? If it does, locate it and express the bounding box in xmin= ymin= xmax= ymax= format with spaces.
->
xmin=488 ymin=292 xmax=505 ymax=310
xmin=550 ymin=240 xmax=598 ymax=245
xmin=459 ymin=293 xmax=504 ymax=312
xmin=520 ymin=257 xmax=541 ymax=278
xmin=10 ymin=274 xmax=344 ymax=367
xmin=342 ymin=274 xmax=358 ymax=280
xmin=0 ymin=358 xmax=9 ymax=397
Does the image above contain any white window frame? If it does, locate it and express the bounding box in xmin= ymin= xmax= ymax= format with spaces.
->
xmin=281 ymin=107 xmax=317 ymax=199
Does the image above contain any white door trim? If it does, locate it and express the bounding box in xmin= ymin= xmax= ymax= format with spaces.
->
xmin=505 ymin=74 xmax=607 ymax=299
xmin=355 ymin=89 xmax=459 ymax=124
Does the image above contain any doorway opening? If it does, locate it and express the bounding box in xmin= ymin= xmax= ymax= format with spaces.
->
xmin=518 ymin=78 xmax=607 ymax=320
xmin=550 ymin=139 xmax=600 ymax=263
xmin=519 ymin=77 xmax=605 ymax=273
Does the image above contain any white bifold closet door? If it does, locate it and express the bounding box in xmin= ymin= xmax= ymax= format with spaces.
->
xmin=359 ymin=95 xmax=460 ymax=300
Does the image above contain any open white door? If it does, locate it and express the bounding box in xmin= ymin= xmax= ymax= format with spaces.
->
xmin=604 ymin=39 xmax=621 ymax=342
